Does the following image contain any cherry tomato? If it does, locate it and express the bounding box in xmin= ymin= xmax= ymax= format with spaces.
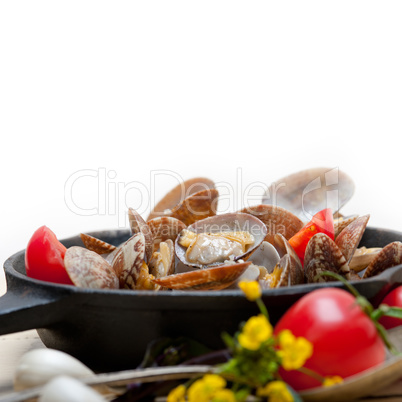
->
xmin=25 ymin=226 xmax=73 ymax=285
xmin=378 ymin=286 xmax=402 ymax=329
xmin=274 ymin=288 xmax=385 ymax=391
xmin=289 ymin=208 xmax=334 ymax=265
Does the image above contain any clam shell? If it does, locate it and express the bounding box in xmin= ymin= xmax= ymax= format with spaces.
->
xmin=147 ymin=217 xmax=187 ymax=249
xmin=335 ymin=215 xmax=370 ymax=263
xmin=248 ymin=241 xmax=280 ymax=272
xmin=128 ymin=208 xmax=154 ymax=263
xmin=239 ymin=204 xmax=303 ymax=244
xmin=334 ymin=215 xmax=358 ymax=238
xmin=228 ymin=264 xmax=261 ymax=288
xmin=349 ymin=247 xmax=382 ymax=273
xmin=168 ymin=188 xmax=219 ymax=226
xmin=64 ymin=246 xmax=119 ymax=289
xmin=259 ymin=255 xmax=298 ymax=289
xmin=148 ymin=177 xmax=215 ymax=221
xmin=273 ymin=234 xmax=304 ymax=285
xmin=262 ymin=167 xmax=355 ymax=221
xmin=148 ymin=239 xmax=175 ymax=278
xmin=112 ymin=233 xmax=146 ymax=289
xmin=80 ymin=233 xmax=116 ymax=255
xmin=304 ymin=233 xmax=350 ymax=283
xmin=153 ymin=262 xmax=251 ymax=290
xmin=363 ymin=242 xmax=402 ymax=278
xmin=175 ymin=213 xmax=267 ymax=268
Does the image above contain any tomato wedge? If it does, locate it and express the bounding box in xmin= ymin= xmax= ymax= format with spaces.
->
xmin=25 ymin=226 xmax=73 ymax=285
xmin=289 ymin=208 xmax=334 ymax=265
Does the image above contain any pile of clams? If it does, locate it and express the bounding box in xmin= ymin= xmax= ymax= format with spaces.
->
xmin=63 ymin=169 xmax=402 ymax=291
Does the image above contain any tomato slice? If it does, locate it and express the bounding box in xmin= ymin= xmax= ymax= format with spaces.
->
xmin=25 ymin=226 xmax=73 ymax=285
xmin=289 ymin=208 xmax=334 ymax=266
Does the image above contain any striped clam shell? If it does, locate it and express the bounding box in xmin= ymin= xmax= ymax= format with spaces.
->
xmin=64 ymin=246 xmax=119 ymax=289
xmin=153 ymin=262 xmax=251 ymax=290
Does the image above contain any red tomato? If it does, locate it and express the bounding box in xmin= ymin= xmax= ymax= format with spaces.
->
xmin=289 ymin=208 xmax=334 ymax=265
xmin=378 ymin=286 xmax=402 ymax=329
xmin=274 ymin=288 xmax=385 ymax=391
xmin=25 ymin=226 xmax=73 ymax=285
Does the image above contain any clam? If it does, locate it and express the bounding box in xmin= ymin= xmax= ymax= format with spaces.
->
xmin=147 ymin=177 xmax=219 ymax=225
xmin=147 ymin=216 xmax=187 ymax=250
xmin=153 ymin=261 xmax=251 ymax=290
xmin=238 ymin=204 xmax=303 ymax=244
xmin=349 ymin=247 xmax=382 ymax=272
xmin=79 ymin=233 xmax=117 ymax=255
xmin=248 ymin=241 xmax=280 ymax=271
xmin=304 ymin=233 xmax=350 ymax=283
xmin=111 ymin=233 xmax=157 ymax=290
xmin=148 ymin=239 xmax=175 ymax=279
xmin=334 ymin=215 xmax=358 ymax=238
xmin=64 ymin=247 xmax=119 ymax=289
xmin=175 ymin=213 xmax=267 ymax=269
xmin=363 ymin=242 xmax=402 ymax=278
xmin=262 ymin=167 xmax=355 ymax=221
xmin=128 ymin=207 xmax=155 ymax=262
xmin=335 ymin=215 xmax=370 ymax=263
xmin=259 ymin=234 xmax=304 ymax=289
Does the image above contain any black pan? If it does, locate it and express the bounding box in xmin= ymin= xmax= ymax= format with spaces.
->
xmin=1 ymin=227 xmax=402 ymax=371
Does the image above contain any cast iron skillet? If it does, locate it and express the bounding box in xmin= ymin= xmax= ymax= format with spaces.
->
xmin=1 ymin=227 xmax=402 ymax=371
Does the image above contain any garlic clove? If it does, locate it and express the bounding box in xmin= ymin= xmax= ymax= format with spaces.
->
xmin=14 ymin=349 xmax=94 ymax=391
xmin=38 ymin=376 xmax=106 ymax=402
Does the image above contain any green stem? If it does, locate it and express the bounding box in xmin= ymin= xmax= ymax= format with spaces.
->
xmin=256 ymin=298 xmax=269 ymax=321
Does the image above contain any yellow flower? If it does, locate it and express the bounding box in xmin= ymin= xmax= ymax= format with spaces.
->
xmin=277 ymin=329 xmax=313 ymax=371
xmin=238 ymin=314 xmax=273 ymax=350
xmin=188 ymin=374 xmax=226 ymax=402
xmin=167 ymin=384 xmax=186 ymax=402
xmin=323 ymin=375 xmax=343 ymax=387
xmin=257 ymin=381 xmax=294 ymax=402
xmin=212 ymin=388 xmax=236 ymax=402
xmin=238 ymin=280 xmax=261 ymax=301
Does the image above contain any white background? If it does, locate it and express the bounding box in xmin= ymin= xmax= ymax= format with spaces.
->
xmin=1 ymin=1 xmax=402 ymax=295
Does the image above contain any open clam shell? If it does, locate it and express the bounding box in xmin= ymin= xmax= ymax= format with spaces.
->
xmin=335 ymin=215 xmax=370 ymax=263
xmin=147 ymin=217 xmax=187 ymax=250
xmin=153 ymin=262 xmax=251 ymax=290
xmin=259 ymin=255 xmax=296 ymax=289
xmin=262 ymin=167 xmax=355 ymax=221
xmin=128 ymin=208 xmax=154 ymax=263
xmin=273 ymin=234 xmax=304 ymax=285
xmin=175 ymin=213 xmax=267 ymax=268
xmin=79 ymin=233 xmax=117 ymax=255
xmin=334 ymin=215 xmax=358 ymax=239
xmin=64 ymin=246 xmax=119 ymax=289
xmin=112 ymin=233 xmax=146 ymax=289
xmin=147 ymin=177 xmax=217 ymax=224
xmin=168 ymin=188 xmax=219 ymax=226
xmin=238 ymin=204 xmax=303 ymax=244
xmin=350 ymin=247 xmax=382 ymax=272
xmin=248 ymin=241 xmax=280 ymax=272
xmin=148 ymin=239 xmax=175 ymax=279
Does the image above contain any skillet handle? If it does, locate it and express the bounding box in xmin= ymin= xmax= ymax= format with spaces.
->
xmin=0 ymin=287 xmax=69 ymax=336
